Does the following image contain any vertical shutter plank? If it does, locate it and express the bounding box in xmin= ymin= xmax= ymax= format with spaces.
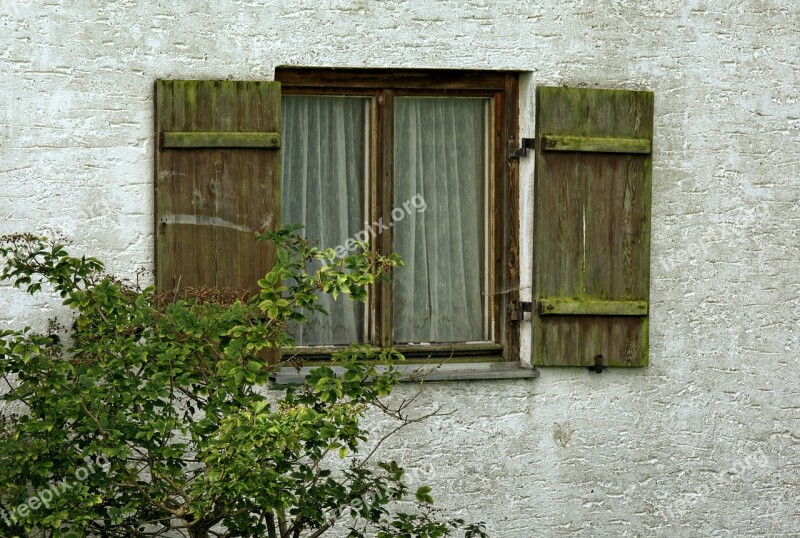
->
xmin=155 ymin=80 xmax=281 ymax=295
xmin=532 ymin=86 xmax=653 ymax=367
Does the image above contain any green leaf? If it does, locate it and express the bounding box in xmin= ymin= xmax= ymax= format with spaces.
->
xmin=415 ymin=485 xmax=434 ymax=504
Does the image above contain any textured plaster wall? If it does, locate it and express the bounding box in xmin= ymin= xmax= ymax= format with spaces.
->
xmin=1 ymin=0 xmax=799 ymax=536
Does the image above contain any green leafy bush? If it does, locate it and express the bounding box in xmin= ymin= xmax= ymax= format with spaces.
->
xmin=0 ymin=231 xmax=487 ymax=538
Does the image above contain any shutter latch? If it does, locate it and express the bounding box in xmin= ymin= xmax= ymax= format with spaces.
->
xmin=509 ymin=300 xmax=533 ymax=321
xmin=509 ymin=138 xmax=535 ymax=160
xmin=589 ymin=354 xmax=606 ymax=374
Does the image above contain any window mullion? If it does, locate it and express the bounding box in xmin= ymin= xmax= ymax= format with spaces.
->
xmin=376 ymin=88 xmax=394 ymax=348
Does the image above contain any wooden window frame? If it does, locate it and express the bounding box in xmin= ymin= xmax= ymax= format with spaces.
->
xmin=275 ymin=67 xmax=520 ymax=363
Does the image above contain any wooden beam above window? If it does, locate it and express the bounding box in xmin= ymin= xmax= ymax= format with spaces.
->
xmin=275 ymin=67 xmax=514 ymax=91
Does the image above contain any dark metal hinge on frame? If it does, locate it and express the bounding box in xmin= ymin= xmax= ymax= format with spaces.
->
xmin=510 ymin=138 xmax=536 ymax=159
xmin=509 ymin=301 xmax=533 ymax=321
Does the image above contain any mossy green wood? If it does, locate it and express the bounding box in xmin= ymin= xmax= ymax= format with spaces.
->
xmin=162 ymin=131 xmax=281 ymax=149
xmin=537 ymin=298 xmax=648 ymax=316
xmin=155 ymin=80 xmax=281 ymax=294
xmin=540 ymin=134 xmax=651 ymax=154
xmin=532 ymin=86 xmax=653 ymax=367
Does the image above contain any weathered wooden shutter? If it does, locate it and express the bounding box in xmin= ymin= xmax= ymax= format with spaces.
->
xmin=154 ymin=80 xmax=281 ymax=294
xmin=532 ymin=86 xmax=653 ymax=367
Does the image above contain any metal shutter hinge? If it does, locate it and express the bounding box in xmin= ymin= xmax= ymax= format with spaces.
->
xmin=509 ymin=138 xmax=535 ymax=160
xmin=509 ymin=300 xmax=533 ymax=321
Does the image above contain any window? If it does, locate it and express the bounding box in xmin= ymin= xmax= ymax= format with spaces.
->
xmin=153 ymin=77 xmax=653 ymax=373
xmin=275 ymin=68 xmax=521 ymax=363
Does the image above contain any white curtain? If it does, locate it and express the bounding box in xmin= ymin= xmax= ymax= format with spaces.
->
xmin=281 ymin=95 xmax=368 ymax=345
xmin=393 ymin=97 xmax=487 ymax=343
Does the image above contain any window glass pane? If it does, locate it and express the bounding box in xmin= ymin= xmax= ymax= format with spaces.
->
xmin=281 ymin=95 xmax=369 ymax=345
xmin=393 ymin=97 xmax=488 ymax=343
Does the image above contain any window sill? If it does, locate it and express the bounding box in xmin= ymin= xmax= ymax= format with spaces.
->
xmin=281 ymin=342 xmax=504 ymax=361
xmin=269 ymin=360 xmax=538 ymax=385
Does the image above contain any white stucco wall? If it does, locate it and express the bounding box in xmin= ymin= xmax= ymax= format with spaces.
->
xmin=1 ymin=1 xmax=799 ymax=536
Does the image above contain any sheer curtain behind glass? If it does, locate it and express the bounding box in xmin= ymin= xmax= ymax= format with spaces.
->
xmin=281 ymin=96 xmax=368 ymax=345
xmin=393 ymin=97 xmax=487 ymax=343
